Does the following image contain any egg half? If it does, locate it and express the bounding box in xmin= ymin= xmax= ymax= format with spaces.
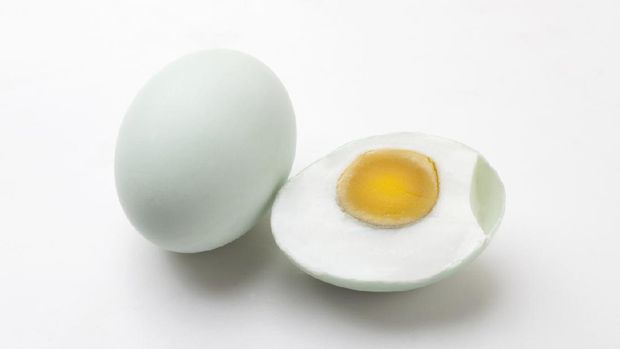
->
xmin=115 ymin=50 xmax=296 ymax=253
xmin=271 ymin=133 xmax=505 ymax=292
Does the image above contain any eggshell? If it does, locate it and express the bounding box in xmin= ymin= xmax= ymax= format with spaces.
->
xmin=115 ymin=50 xmax=296 ymax=252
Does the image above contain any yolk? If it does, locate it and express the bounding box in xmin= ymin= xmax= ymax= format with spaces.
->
xmin=336 ymin=148 xmax=439 ymax=227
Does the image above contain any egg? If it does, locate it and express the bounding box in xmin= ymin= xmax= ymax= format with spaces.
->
xmin=115 ymin=50 xmax=296 ymax=253
xmin=271 ymin=133 xmax=504 ymax=292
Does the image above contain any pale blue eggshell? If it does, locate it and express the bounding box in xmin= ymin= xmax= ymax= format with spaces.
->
xmin=115 ymin=50 xmax=296 ymax=252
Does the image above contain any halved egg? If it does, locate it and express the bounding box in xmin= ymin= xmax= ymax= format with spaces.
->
xmin=271 ymin=133 xmax=505 ymax=292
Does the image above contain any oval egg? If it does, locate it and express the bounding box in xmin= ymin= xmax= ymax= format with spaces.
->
xmin=115 ymin=49 xmax=296 ymax=253
xmin=271 ymin=133 xmax=504 ymax=292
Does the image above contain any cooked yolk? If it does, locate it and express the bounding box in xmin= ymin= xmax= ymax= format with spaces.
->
xmin=336 ymin=148 xmax=439 ymax=227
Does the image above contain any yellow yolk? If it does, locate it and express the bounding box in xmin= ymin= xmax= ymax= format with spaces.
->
xmin=336 ymin=149 xmax=439 ymax=227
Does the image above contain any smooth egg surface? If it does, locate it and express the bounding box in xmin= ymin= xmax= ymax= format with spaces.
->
xmin=271 ymin=133 xmax=504 ymax=292
xmin=115 ymin=50 xmax=296 ymax=252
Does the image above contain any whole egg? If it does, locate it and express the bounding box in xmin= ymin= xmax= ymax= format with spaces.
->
xmin=115 ymin=50 xmax=296 ymax=253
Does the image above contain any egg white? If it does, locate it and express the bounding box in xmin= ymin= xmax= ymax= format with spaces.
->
xmin=271 ymin=133 xmax=505 ymax=292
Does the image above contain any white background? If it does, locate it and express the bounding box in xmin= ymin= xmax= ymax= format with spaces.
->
xmin=1 ymin=0 xmax=619 ymax=348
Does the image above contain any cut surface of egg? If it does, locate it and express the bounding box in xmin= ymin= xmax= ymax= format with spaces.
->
xmin=271 ymin=133 xmax=505 ymax=292
xmin=115 ymin=50 xmax=295 ymax=253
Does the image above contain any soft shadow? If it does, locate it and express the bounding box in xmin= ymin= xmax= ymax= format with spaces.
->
xmin=160 ymin=207 xmax=502 ymax=329
xmin=277 ymin=258 xmax=501 ymax=331
xmin=164 ymin=212 xmax=276 ymax=296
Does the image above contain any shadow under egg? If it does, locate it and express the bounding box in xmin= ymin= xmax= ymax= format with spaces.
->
xmin=163 ymin=212 xmax=276 ymax=297
xmin=275 ymin=258 xmax=502 ymax=331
